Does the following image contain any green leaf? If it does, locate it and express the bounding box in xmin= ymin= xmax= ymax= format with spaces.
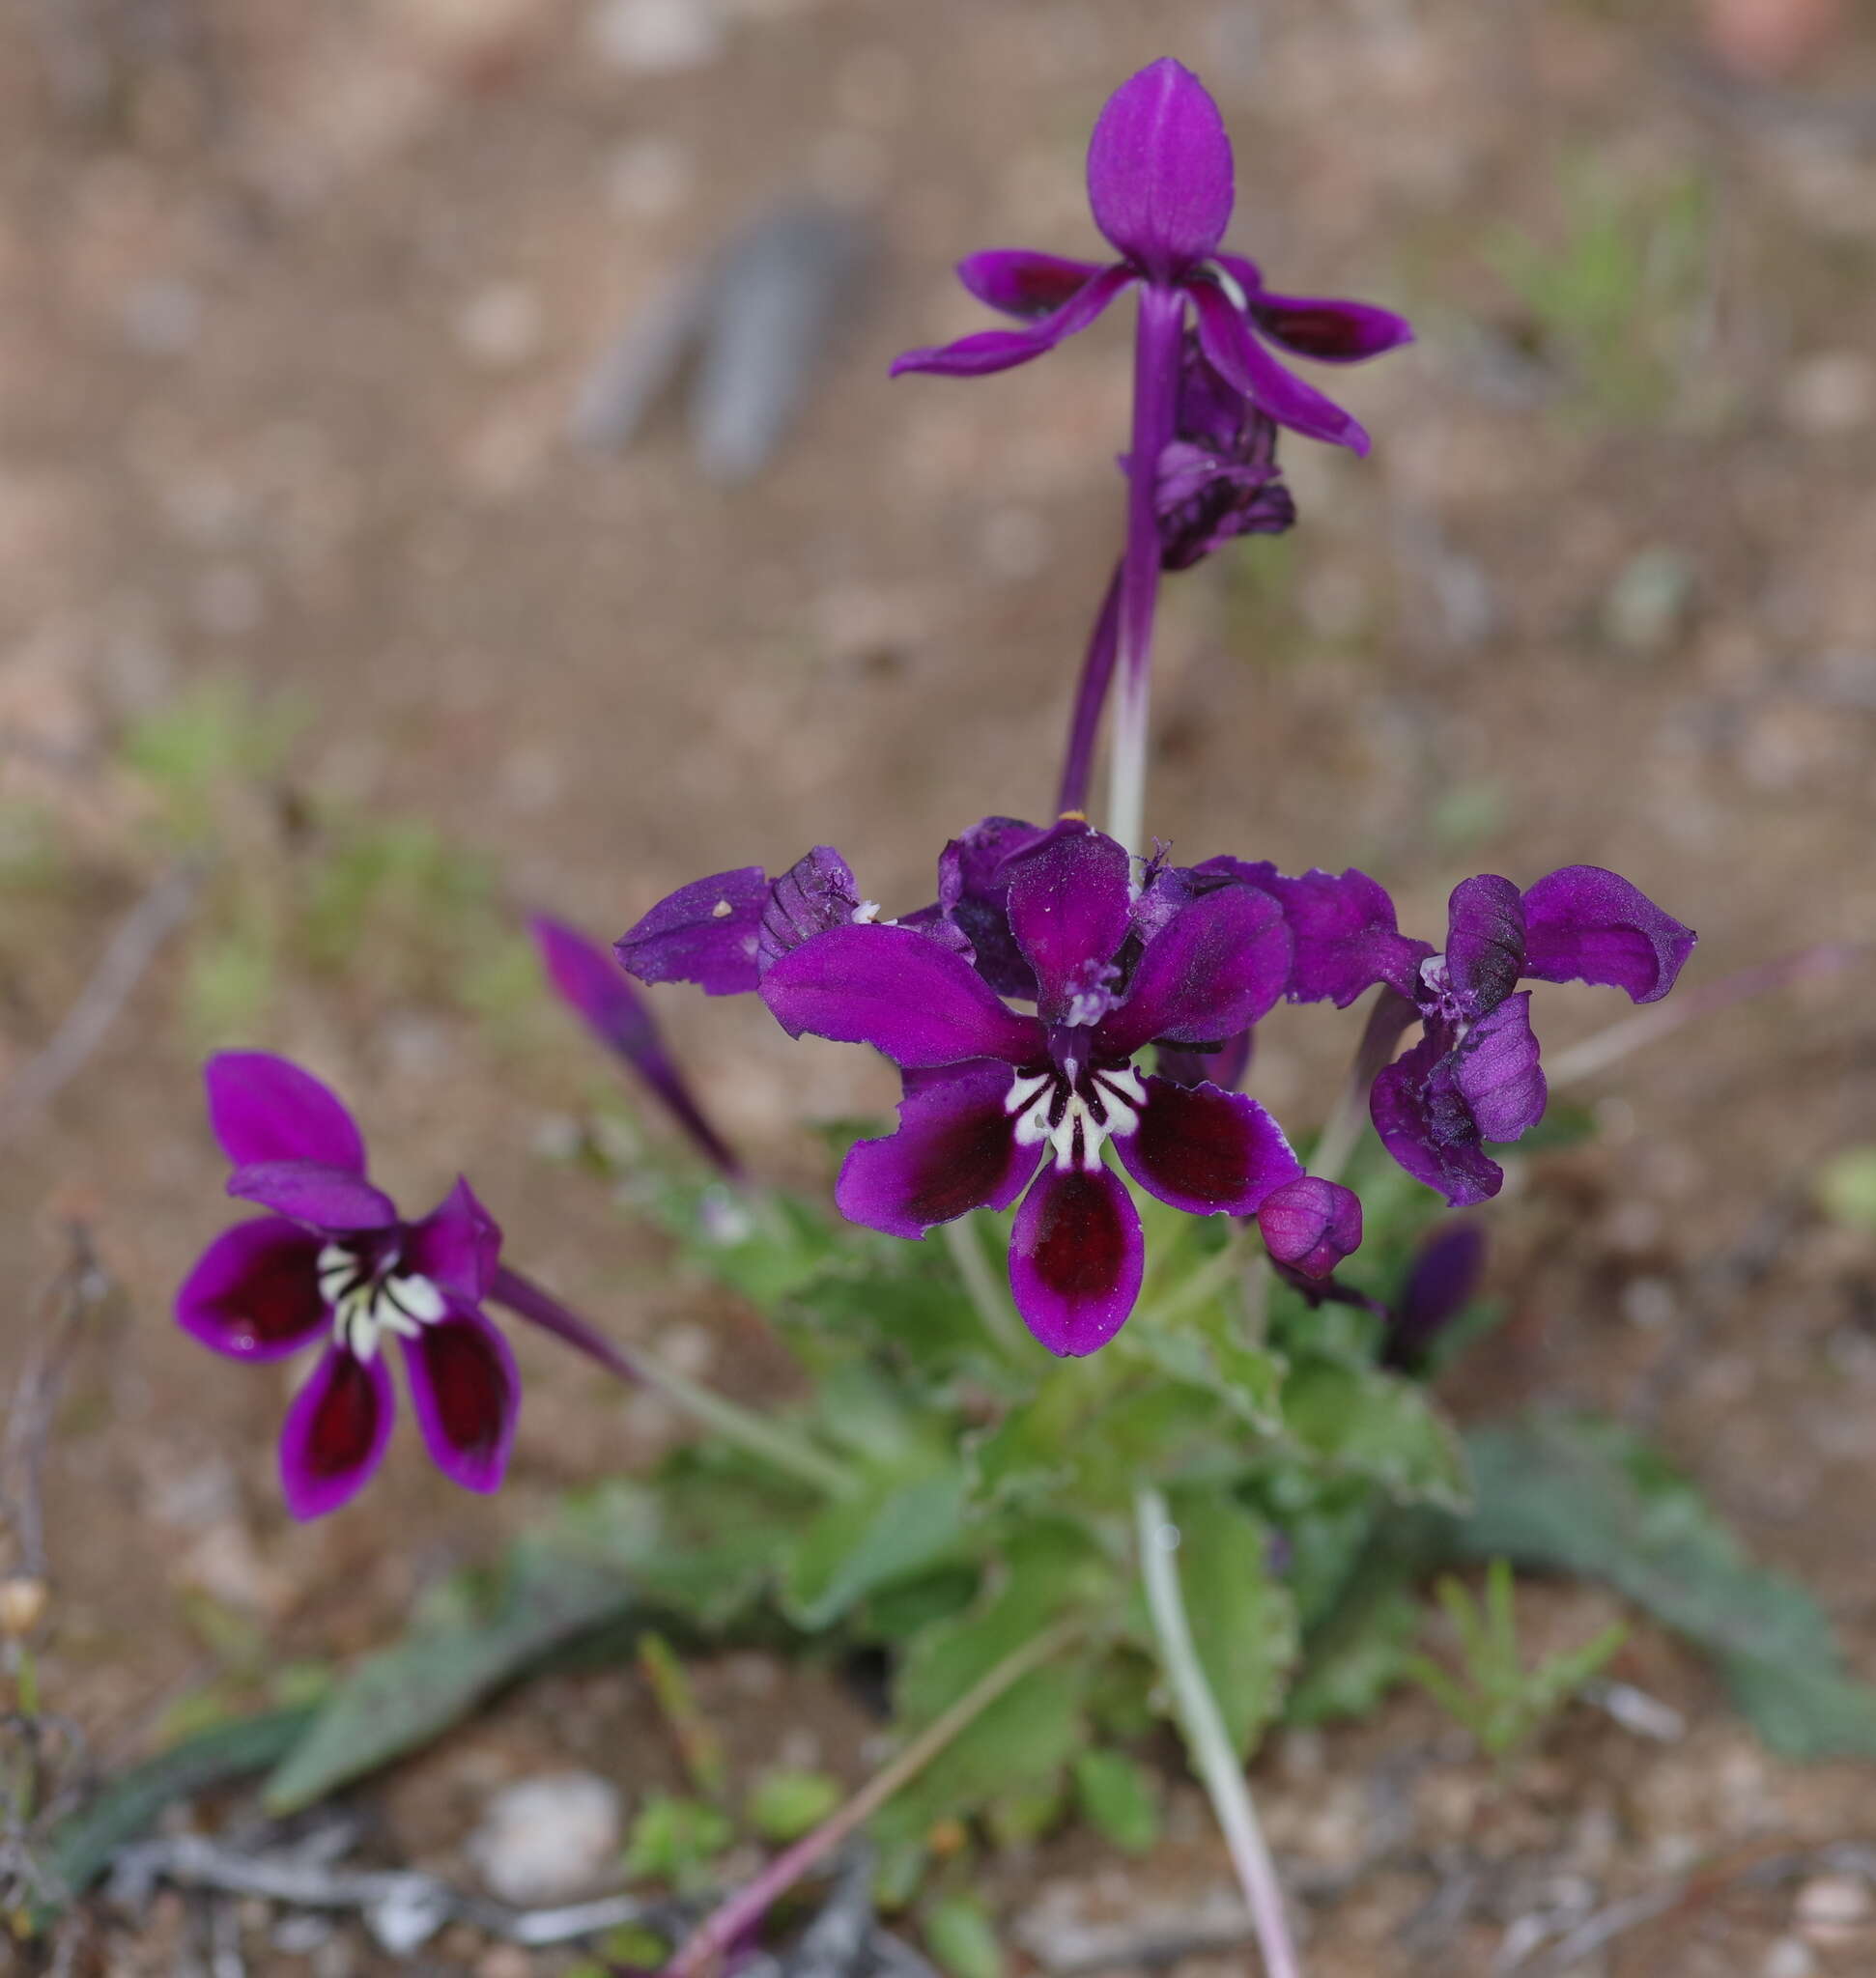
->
xmin=264 ymin=1540 xmax=632 ymax=1812
xmin=747 ymin=1768 xmax=843 ymax=1843
xmin=561 ymin=1451 xmax=817 ymax=1628
xmin=1287 ymin=1579 xmax=1423 ymax=1728
xmin=781 ymin=1469 xmax=968 ymax=1630
xmin=1122 ymin=1309 xmax=1284 ymax=1434
xmin=1072 ymin=1749 xmax=1161 ymax=1853
xmin=1281 ymin=1359 xmax=1471 ymax=1512
xmin=623 ymin=1793 xmax=735 ymax=1889
xmin=1460 ymin=1413 xmax=1876 ymax=1759
xmin=1155 ymin=1488 xmax=1299 ymax=1757
xmin=924 ymin=1893 xmax=1004 ymax=1978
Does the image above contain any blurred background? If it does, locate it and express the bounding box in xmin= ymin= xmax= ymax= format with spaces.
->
xmin=3 ymin=0 xmax=1876 ymax=1970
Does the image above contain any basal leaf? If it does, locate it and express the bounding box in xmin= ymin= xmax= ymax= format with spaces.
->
xmin=1072 ymin=1748 xmax=1161 ymax=1853
xmin=1460 ymin=1413 xmax=1876 ymax=1760
xmin=265 ymin=1540 xmax=633 ymax=1812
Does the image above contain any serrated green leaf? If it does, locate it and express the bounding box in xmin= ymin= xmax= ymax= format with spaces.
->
xmin=1155 ymin=1489 xmax=1299 ymax=1757
xmin=1072 ymin=1749 xmax=1161 ymax=1853
xmin=1460 ymin=1413 xmax=1876 ymax=1760
xmin=1281 ymin=1359 xmax=1471 ymax=1512
xmin=1122 ymin=1312 xmax=1284 ymax=1434
xmin=781 ymin=1469 xmax=968 ymax=1630
xmin=264 ymin=1540 xmax=632 ymax=1812
xmin=964 ymin=1373 xmax=1082 ymax=1512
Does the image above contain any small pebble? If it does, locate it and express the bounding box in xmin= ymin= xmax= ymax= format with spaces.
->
xmin=590 ymin=0 xmax=725 ymax=72
xmin=455 ymin=283 xmax=544 ymax=369
xmin=467 ymin=1771 xmax=624 ymax=1905
xmin=1796 ymin=1871 xmax=1872 ymax=1945
xmin=1782 ymin=352 xmax=1872 ymax=435
xmin=1763 ymin=1936 xmax=1818 ymax=1978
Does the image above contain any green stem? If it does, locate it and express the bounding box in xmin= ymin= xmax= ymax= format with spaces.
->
xmin=942 ymin=1216 xmax=1025 ymax=1357
xmin=1135 ymin=1487 xmax=1303 ymax=1978
xmin=492 ymin=1267 xmax=856 ymax=1499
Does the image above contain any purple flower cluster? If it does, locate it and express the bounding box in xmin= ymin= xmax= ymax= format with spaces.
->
xmin=618 ymin=829 xmax=1692 ymax=1356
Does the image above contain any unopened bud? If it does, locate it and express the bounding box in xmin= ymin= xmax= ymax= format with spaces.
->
xmin=0 ymin=1575 xmax=48 ymax=1640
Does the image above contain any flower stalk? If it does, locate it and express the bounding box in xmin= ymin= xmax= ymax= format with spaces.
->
xmin=1135 ymin=1485 xmax=1302 ymax=1978
xmin=661 ymin=1616 xmax=1084 ymax=1978
xmin=491 ymin=1267 xmax=855 ymax=1499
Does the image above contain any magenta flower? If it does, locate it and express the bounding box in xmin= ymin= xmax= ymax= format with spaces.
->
xmin=1371 ymin=868 xmax=1696 ymax=1205
xmin=891 ymin=58 xmax=1411 ymax=456
xmin=175 ymin=1053 xmax=519 ymax=1518
xmin=621 ymin=823 xmax=1341 ymax=1356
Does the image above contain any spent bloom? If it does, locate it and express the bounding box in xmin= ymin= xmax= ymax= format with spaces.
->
xmin=619 ymin=822 xmax=1361 ymax=1356
xmin=891 ymin=57 xmax=1412 ymax=455
xmin=1371 ymin=868 xmax=1696 ymax=1204
xmin=175 ymin=1052 xmax=518 ymax=1518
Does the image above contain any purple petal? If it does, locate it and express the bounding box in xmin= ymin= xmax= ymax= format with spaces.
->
xmin=890 ymin=263 xmax=1133 ymax=378
xmin=279 ymin=1345 xmax=396 ymax=1520
xmin=1382 ymin=1222 xmax=1486 ymax=1370
xmin=614 ymin=867 xmax=769 ymax=997
xmin=760 ymin=923 xmax=1045 ymax=1068
xmin=1444 ymin=874 xmax=1526 ymax=1015
xmin=1097 ymin=884 xmax=1292 ymax=1057
xmin=836 ymin=1061 xmax=1042 ymax=1239
xmin=1258 ymin=1175 xmax=1364 ymax=1280
xmin=1192 ymin=861 xmax=1426 ymax=1006
xmin=925 ymin=815 xmax=1052 ymax=1001
xmin=1519 ymin=866 xmax=1696 ymax=1005
xmin=1155 ymin=1028 xmax=1253 ymax=1091
xmin=204 ymin=1053 xmax=367 ymax=1173
xmin=1086 ymin=59 xmax=1234 ymax=279
xmin=226 ymin=1161 xmax=398 ymax=1232
xmin=1187 ymin=279 xmax=1371 ymax=454
xmin=757 ymin=847 xmax=863 ymax=974
xmin=1370 ymin=1031 xmax=1503 ymax=1207
xmin=1452 ymin=990 xmax=1546 ymax=1144
xmin=176 ymin=1217 xmax=327 ymax=1362
xmin=533 ymin=915 xmax=744 ymax=1177
xmin=1004 ymin=822 xmax=1133 ymax=1024
xmin=1246 ymin=290 xmax=1415 ymax=363
xmin=403 ymin=1177 xmax=502 ymax=1304
xmin=958 ymin=248 xmax=1107 ymax=321
xmin=400 ymin=1306 xmax=519 ymax=1495
xmin=1009 ymin=1163 xmax=1144 ymax=1357
xmin=1113 ymin=1077 xmax=1301 ymax=1217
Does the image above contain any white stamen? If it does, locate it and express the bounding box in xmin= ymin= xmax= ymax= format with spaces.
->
xmin=317 ymin=1242 xmax=445 ymax=1363
xmin=1005 ymin=1063 xmax=1148 ymax=1173
xmin=711 ymin=897 xmax=733 ymax=918
xmin=852 ymin=899 xmax=882 ymax=923
xmin=1207 ymin=258 xmax=1250 ymax=311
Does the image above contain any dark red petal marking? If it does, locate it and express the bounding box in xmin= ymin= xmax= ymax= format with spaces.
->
xmin=411 ymin=1320 xmax=509 ymax=1467
xmin=1027 ymin=1171 xmax=1129 ymax=1304
xmin=1127 ymin=1080 xmax=1256 ymax=1209
xmin=306 ymin=1351 xmax=386 ymax=1481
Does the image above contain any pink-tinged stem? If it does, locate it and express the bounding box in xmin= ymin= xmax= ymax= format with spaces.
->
xmin=661 ymin=1617 xmax=1082 ymax=1978
xmin=1105 ymin=283 xmax=1184 ymax=857
xmin=1135 ymin=1486 xmax=1303 ymax=1978
xmin=1545 ymin=942 xmax=1863 ymax=1088
xmin=491 ymin=1267 xmax=854 ymax=1498
xmin=1056 ymin=561 xmax=1123 ymax=816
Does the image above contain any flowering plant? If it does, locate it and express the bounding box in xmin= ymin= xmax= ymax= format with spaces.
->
xmin=149 ymin=51 xmax=1876 ymax=1978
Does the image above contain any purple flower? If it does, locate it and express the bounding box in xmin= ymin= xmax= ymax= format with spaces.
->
xmin=620 ymin=821 xmax=1327 ymax=1357
xmin=531 ymin=915 xmax=745 ymax=1181
xmin=891 ymin=58 xmax=1412 ymax=456
xmin=175 ymin=1053 xmax=518 ymax=1518
xmin=1379 ymin=1222 xmax=1487 ymax=1373
xmin=1371 ymin=867 xmax=1696 ymax=1205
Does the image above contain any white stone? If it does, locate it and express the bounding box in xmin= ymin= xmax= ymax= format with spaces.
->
xmin=590 ymin=0 xmax=725 ymax=72
xmin=467 ymin=1771 xmax=624 ymax=1905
